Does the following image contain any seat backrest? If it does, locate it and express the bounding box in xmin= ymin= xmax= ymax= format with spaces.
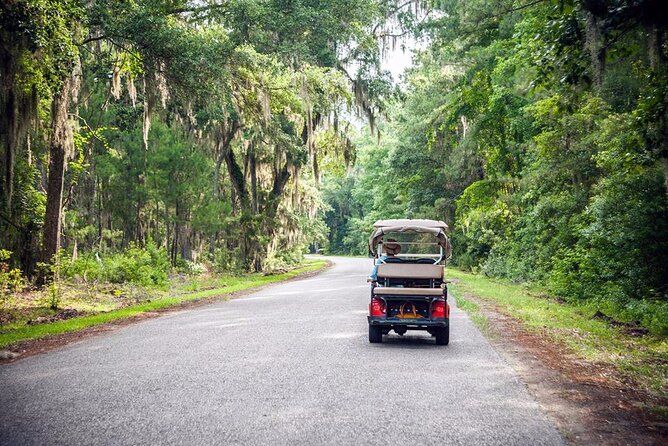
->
xmin=383 ymin=257 xmax=403 ymax=263
xmin=377 ymin=263 xmax=443 ymax=279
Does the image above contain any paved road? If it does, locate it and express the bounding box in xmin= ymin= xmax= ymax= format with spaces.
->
xmin=1 ymin=257 xmax=564 ymax=446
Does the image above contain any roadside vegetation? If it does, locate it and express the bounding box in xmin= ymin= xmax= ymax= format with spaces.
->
xmin=0 ymin=250 xmax=327 ymax=349
xmin=322 ymin=1 xmax=668 ymax=340
xmin=1 ymin=1 xmax=416 ymax=291
xmin=1 ymin=1 xmax=418 ymax=345
xmin=449 ymin=268 xmax=668 ymax=402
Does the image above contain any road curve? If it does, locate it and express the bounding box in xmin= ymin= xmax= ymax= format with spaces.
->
xmin=0 ymin=257 xmax=564 ymax=446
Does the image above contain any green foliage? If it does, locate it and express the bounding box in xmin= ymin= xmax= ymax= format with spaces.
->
xmin=449 ymin=268 xmax=668 ymax=398
xmin=212 ymin=246 xmax=243 ymax=274
xmin=62 ymin=242 xmax=169 ymax=287
xmin=3 ymin=0 xmax=665 ymax=340
xmin=172 ymin=258 xmax=206 ymax=276
xmin=0 ymin=250 xmax=25 ymax=298
xmin=0 ymin=0 xmax=83 ymax=95
xmin=3 ymin=0 xmax=399 ymax=281
xmin=42 ymin=283 xmax=61 ymax=311
xmin=321 ymin=0 xmax=668 ymax=336
xmin=0 ymin=259 xmax=328 ymax=349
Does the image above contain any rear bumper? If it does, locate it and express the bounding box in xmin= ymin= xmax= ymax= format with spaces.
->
xmin=368 ymin=316 xmax=448 ymax=328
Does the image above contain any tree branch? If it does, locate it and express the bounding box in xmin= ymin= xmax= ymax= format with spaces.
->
xmin=80 ymin=34 xmax=107 ymax=45
xmin=506 ymin=0 xmax=547 ymax=14
xmin=0 ymin=212 xmax=23 ymax=232
xmin=372 ymin=0 xmax=417 ymax=35
xmin=168 ymin=2 xmax=230 ymax=16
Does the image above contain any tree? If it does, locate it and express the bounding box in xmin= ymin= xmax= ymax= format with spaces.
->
xmin=321 ymin=0 xmax=668 ymax=333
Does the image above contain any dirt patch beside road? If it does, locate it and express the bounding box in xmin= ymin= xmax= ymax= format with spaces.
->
xmin=463 ymin=292 xmax=668 ymax=445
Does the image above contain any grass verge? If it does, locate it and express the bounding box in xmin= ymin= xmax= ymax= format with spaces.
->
xmin=447 ymin=268 xmax=668 ymax=400
xmin=0 ymin=259 xmax=327 ymax=349
xmin=450 ymin=287 xmax=491 ymax=337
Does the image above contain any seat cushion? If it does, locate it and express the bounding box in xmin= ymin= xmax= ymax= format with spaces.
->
xmin=373 ymin=287 xmax=443 ymax=296
xmin=377 ymin=263 xmax=444 ymax=279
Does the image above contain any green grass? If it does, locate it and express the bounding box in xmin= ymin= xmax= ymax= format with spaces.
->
xmin=0 ymin=260 xmax=328 ymax=349
xmin=450 ymin=287 xmax=491 ymax=336
xmin=447 ymin=268 xmax=668 ymax=399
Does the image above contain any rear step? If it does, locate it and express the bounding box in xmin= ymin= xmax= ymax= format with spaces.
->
xmin=387 ymin=300 xmax=430 ymax=318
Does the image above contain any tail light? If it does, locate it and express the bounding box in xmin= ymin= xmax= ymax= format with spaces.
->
xmin=369 ymin=298 xmax=386 ymax=316
xmin=431 ymin=300 xmax=447 ymax=319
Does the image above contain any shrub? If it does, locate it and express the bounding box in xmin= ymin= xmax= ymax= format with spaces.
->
xmin=39 ymin=283 xmax=61 ymax=311
xmin=61 ymin=254 xmax=103 ymax=282
xmin=173 ymin=258 xmax=206 ymax=276
xmin=0 ymin=250 xmax=25 ymax=297
xmin=212 ymin=247 xmax=242 ymax=274
xmin=62 ymin=241 xmax=169 ymax=287
xmin=263 ymin=250 xmax=302 ymax=272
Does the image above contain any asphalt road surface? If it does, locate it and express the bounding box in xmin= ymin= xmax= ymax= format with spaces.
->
xmin=1 ymin=257 xmax=564 ymax=446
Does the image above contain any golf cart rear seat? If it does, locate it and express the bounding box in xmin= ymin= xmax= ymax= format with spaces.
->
xmin=373 ymin=287 xmax=443 ymax=295
xmin=373 ymin=264 xmax=444 ymax=296
xmin=377 ymin=263 xmax=443 ymax=279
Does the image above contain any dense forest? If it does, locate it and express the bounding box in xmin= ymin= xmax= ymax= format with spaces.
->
xmin=1 ymin=1 xmax=667 ymax=333
xmin=322 ymin=0 xmax=668 ymax=334
xmin=0 ymin=0 xmax=405 ymax=278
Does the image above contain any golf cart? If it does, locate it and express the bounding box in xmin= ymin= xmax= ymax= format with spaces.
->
xmin=367 ymin=219 xmax=451 ymax=345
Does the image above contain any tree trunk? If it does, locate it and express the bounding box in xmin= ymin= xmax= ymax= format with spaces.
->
xmin=648 ymin=25 xmax=664 ymax=70
xmin=1 ymin=45 xmax=18 ymax=213
xmin=2 ymin=92 xmax=15 ymax=211
xmin=267 ymin=162 xmax=291 ymax=218
xmin=176 ymin=200 xmax=192 ymax=262
xmin=135 ymin=203 xmax=146 ymax=246
xmin=648 ymin=25 xmax=668 ymax=194
xmin=42 ymin=74 xmax=77 ymax=268
xmin=250 ymin=149 xmax=258 ymax=213
xmin=225 ymin=144 xmax=254 ymax=269
xmin=165 ymin=209 xmax=171 ymax=253
xmin=584 ymin=9 xmax=606 ymax=88
xmin=42 ymin=140 xmax=65 ymax=266
xmin=251 ymin=160 xmax=292 ymax=272
xmin=171 ymin=224 xmax=178 ymax=266
xmin=224 ymin=145 xmax=250 ymax=210
xmin=313 ymin=150 xmax=320 ymax=185
xmin=96 ymin=175 xmax=102 ymax=248
xmin=171 ymin=210 xmax=178 ymax=266
xmin=231 ymin=188 xmax=237 ymax=216
xmin=210 ymin=147 xmax=225 ymax=256
xmin=135 ymin=125 xmax=148 ymax=245
xmin=19 ymin=221 xmax=38 ymax=279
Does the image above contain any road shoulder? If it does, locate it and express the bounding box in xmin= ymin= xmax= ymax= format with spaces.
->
xmin=450 ymin=277 xmax=667 ymax=445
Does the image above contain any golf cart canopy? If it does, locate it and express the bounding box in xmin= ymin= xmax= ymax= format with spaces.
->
xmin=368 ymin=219 xmax=450 ymax=256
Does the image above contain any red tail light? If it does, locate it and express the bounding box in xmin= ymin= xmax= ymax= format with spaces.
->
xmin=369 ymin=298 xmax=386 ymax=316
xmin=431 ymin=300 xmax=447 ymax=319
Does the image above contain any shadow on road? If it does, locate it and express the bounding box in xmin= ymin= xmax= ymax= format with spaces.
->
xmin=373 ymin=335 xmax=444 ymax=348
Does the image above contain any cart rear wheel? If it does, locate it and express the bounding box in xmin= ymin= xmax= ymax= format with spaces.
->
xmin=369 ymin=325 xmax=383 ymax=343
xmin=434 ymin=325 xmax=449 ymax=345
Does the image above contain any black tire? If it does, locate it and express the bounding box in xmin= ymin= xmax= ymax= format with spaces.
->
xmin=369 ymin=325 xmax=383 ymax=343
xmin=434 ymin=325 xmax=449 ymax=345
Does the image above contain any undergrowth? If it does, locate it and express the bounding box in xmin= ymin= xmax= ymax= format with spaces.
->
xmin=448 ymin=268 xmax=668 ymax=400
xmin=0 ymin=259 xmax=328 ymax=349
